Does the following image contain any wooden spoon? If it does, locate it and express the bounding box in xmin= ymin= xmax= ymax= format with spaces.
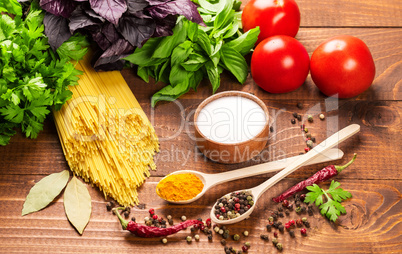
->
xmin=157 ymin=149 xmax=344 ymax=204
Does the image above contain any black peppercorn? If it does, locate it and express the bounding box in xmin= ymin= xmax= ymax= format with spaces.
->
xmin=221 ymin=239 xmax=226 ymax=246
xmin=297 ymin=103 xmax=303 ymax=109
xmin=293 ymin=112 xmax=298 ymax=118
xmin=279 ymin=212 xmax=284 ymax=218
xmin=297 ymin=114 xmax=302 ymax=121
xmin=131 ymin=217 xmax=136 ymax=222
xmin=289 ymin=230 xmax=295 ymax=237
xmin=304 ymin=221 xmax=310 ymax=228
xmin=270 ymin=126 xmax=274 ymax=132
xmin=266 ymin=224 xmax=272 ymax=231
xmin=208 ymin=234 xmax=213 ymax=241
xmin=123 ymin=211 xmax=130 ymax=218
xmin=291 ymin=119 xmax=296 ymax=124
xmin=260 ymin=234 xmax=269 ymax=241
xmin=301 ymin=206 xmax=306 ymax=213
xmin=278 ymin=206 xmax=283 ymax=212
xmin=278 ymin=225 xmax=284 ymax=232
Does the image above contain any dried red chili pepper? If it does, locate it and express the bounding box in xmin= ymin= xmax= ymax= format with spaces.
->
xmin=272 ymin=153 xmax=357 ymax=203
xmin=113 ymin=208 xmax=202 ymax=238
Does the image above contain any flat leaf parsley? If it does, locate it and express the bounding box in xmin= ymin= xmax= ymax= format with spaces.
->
xmin=304 ymin=180 xmax=352 ymax=222
xmin=0 ymin=1 xmax=88 ymax=145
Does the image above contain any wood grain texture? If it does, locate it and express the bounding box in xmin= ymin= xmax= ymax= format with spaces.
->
xmin=1 ymin=0 xmax=402 ymax=253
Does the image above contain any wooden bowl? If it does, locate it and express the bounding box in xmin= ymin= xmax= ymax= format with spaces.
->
xmin=194 ymin=91 xmax=269 ymax=164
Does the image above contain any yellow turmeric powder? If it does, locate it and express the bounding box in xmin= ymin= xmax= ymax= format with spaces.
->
xmin=156 ymin=173 xmax=204 ymax=201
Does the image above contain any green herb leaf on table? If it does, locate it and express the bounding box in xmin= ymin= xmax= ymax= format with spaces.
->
xmin=22 ymin=170 xmax=70 ymax=216
xmin=304 ymin=180 xmax=352 ymax=222
xmin=64 ymin=176 xmax=92 ymax=235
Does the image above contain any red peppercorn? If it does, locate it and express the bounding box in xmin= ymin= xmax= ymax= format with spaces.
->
xmin=149 ymin=208 xmax=155 ymax=215
xmin=200 ymin=224 xmax=205 ymax=231
xmin=242 ymin=246 xmax=248 ymax=252
xmin=285 ymin=223 xmax=291 ymax=230
xmin=304 ymin=147 xmax=310 ymax=153
xmin=216 ymin=214 xmax=220 ymax=219
xmin=247 ymin=205 xmax=251 ymax=209
xmin=300 ymin=194 xmax=306 ymax=202
xmin=296 ymin=219 xmax=303 ymax=227
xmin=274 ymin=232 xmax=278 ymax=238
xmin=206 ymin=218 xmax=211 ymax=227
xmin=282 ymin=200 xmax=289 ymax=207
xmin=152 ymin=215 xmax=158 ymax=220
xmin=289 ymin=219 xmax=295 ymax=226
xmin=234 ymin=197 xmax=240 ymax=203
xmin=220 ymin=207 xmax=226 ymax=213
xmin=235 ymin=203 xmax=241 ymax=209
xmin=301 ymin=228 xmax=307 ymax=235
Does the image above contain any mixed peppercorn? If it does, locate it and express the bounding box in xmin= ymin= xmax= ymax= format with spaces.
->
xmin=213 ymin=191 xmax=254 ymax=221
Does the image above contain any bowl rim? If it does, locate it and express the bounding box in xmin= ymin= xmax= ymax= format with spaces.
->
xmin=194 ymin=91 xmax=270 ymax=146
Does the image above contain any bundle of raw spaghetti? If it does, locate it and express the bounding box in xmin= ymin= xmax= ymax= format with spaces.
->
xmin=53 ymin=54 xmax=159 ymax=206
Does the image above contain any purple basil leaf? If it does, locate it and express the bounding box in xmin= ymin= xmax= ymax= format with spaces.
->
xmin=102 ymin=22 xmax=120 ymax=43
xmin=153 ymin=15 xmax=176 ymax=37
xmin=145 ymin=0 xmax=168 ymax=5
xmin=43 ymin=12 xmax=72 ymax=51
xmin=40 ymin=0 xmax=77 ymax=18
xmin=147 ymin=0 xmax=204 ymax=25
xmin=89 ymin=0 xmax=127 ymax=25
xmin=84 ymin=6 xmax=106 ymax=22
xmin=117 ymin=15 xmax=155 ymax=47
xmin=93 ymin=39 xmax=134 ymax=71
xmin=126 ymin=0 xmax=149 ymax=15
xmin=74 ymin=0 xmax=88 ymax=2
xmin=91 ymin=30 xmax=112 ymax=51
xmin=69 ymin=5 xmax=101 ymax=34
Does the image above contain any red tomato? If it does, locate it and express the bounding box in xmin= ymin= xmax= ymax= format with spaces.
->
xmin=242 ymin=0 xmax=300 ymax=45
xmin=251 ymin=35 xmax=310 ymax=93
xmin=310 ymin=35 xmax=375 ymax=98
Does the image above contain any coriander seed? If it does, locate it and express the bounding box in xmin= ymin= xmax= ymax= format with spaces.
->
xmin=319 ymin=113 xmax=325 ymax=120
xmin=186 ymin=236 xmax=192 ymax=243
xmin=243 ymin=231 xmax=249 ymax=236
xmin=162 ymin=238 xmax=167 ymax=244
xmin=181 ymin=215 xmax=187 ymax=221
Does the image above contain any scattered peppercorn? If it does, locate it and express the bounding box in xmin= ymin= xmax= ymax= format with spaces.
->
xmin=305 ymin=147 xmax=310 ymax=153
xmin=278 ymin=224 xmax=284 ymax=232
xmin=297 ymin=114 xmax=302 ymax=121
xmin=168 ymin=219 xmax=174 ymax=225
xmin=106 ymin=202 xmax=113 ymax=211
xmin=319 ymin=113 xmax=325 ymax=120
xmin=260 ymin=234 xmax=269 ymax=241
xmin=186 ymin=236 xmax=192 ymax=243
xmin=208 ymin=234 xmax=213 ymax=241
xmin=285 ymin=210 xmax=290 ymax=216
xmin=245 ymin=242 xmax=251 ymax=248
xmin=162 ymin=238 xmax=167 ymax=244
xmin=233 ymin=234 xmax=240 ymax=241
xmin=291 ymin=119 xmax=296 ymax=124
xmin=311 ymin=137 xmax=316 ymax=143
xmin=289 ymin=230 xmax=295 ymax=237
xmin=300 ymin=194 xmax=306 ymax=202
xmin=306 ymin=140 xmax=314 ymax=148
xmin=295 ymin=207 xmax=302 ymax=214
xmin=296 ymin=219 xmax=303 ymax=227
xmin=274 ymin=232 xmax=278 ymax=238
xmin=270 ymin=126 xmax=274 ymax=132
xmin=221 ymin=239 xmax=226 ymax=246
xmin=272 ymin=237 xmax=278 ymax=246
xmin=243 ymin=231 xmax=249 ymax=236
xmin=301 ymin=228 xmax=307 ymax=235
xmin=304 ymin=127 xmax=308 ymax=133
xmin=301 ymin=206 xmax=306 ymax=213
xmin=242 ymin=245 xmax=248 ymax=252
xmin=282 ymin=200 xmax=289 ymax=207
xmin=266 ymin=224 xmax=272 ymax=231
xmin=304 ymin=221 xmax=310 ymax=228
xmin=308 ymin=115 xmax=313 ymax=122
xmin=123 ymin=211 xmax=130 ymax=218
xmin=297 ymin=103 xmax=303 ymax=109
xmin=181 ymin=216 xmax=187 ymax=221
xmin=276 ymin=242 xmax=283 ymax=251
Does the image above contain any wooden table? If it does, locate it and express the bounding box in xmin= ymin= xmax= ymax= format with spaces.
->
xmin=1 ymin=0 xmax=401 ymax=253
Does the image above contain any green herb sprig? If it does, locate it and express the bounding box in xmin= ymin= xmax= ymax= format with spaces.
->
xmin=304 ymin=180 xmax=352 ymax=222
xmin=0 ymin=1 xmax=88 ymax=145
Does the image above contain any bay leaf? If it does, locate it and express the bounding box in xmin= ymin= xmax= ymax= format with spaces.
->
xmin=22 ymin=170 xmax=70 ymax=216
xmin=64 ymin=176 xmax=92 ymax=234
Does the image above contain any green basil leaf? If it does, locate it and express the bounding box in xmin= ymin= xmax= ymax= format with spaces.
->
xmin=137 ymin=66 xmax=151 ymax=83
xmin=152 ymin=19 xmax=188 ymax=59
xmin=22 ymin=170 xmax=70 ymax=216
xmin=187 ymin=21 xmax=198 ymax=42
xmin=225 ymin=27 xmax=260 ymax=55
xmin=64 ymin=176 xmax=92 ymax=235
xmin=152 ymin=82 xmax=190 ymax=107
xmin=124 ymin=37 xmax=164 ymax=66
xmin=205 ymin=60 xmax=221 ymax=93
xmin=181 ymin=52 xmax=208 ymax=72
xmin=212 ymin=0 xmax=233 ymax=31
xmin=197 ymin=0 xmax=226 ymax=13
xmin=196 ymin=29 xmax=213 ymax=56
xmin=220 ymin=45 xmax=249 ymax=84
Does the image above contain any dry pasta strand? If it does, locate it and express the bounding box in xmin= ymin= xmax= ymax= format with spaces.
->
xmin=53 ymin=53 xmax=159 ymax=206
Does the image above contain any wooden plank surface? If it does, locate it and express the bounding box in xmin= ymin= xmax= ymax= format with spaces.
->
xmin=0 ymin=0 xmax=402 ymax=253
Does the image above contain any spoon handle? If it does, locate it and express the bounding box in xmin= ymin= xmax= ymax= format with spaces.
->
xmin=203 ymin=148 xmax=344 ymax=188
xmin=252 ymin=124 xmax=360 ymax=199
